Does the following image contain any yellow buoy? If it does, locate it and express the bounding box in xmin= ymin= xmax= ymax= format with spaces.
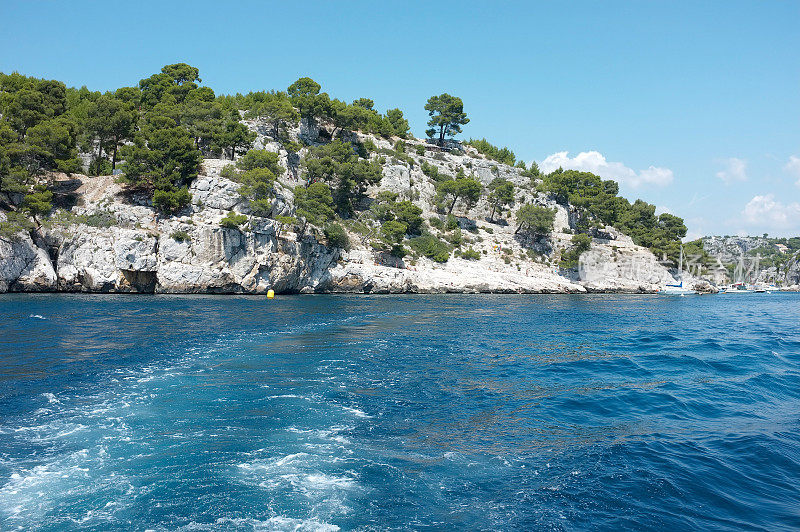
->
xmin=267 ymin=289 xmax=275 ymax=299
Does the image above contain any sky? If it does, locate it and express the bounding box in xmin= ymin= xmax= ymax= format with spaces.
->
xmin=1 ymin=1 xmax=798 ymax=238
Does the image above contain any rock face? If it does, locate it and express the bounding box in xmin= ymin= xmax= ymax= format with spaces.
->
xmin=0 ymin=129 xmax=688 ymax=295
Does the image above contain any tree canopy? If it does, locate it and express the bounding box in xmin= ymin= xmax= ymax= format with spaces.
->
xmin=425 ymin=93 xmax=469 ymax=145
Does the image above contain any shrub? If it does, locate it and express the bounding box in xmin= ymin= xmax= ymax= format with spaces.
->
xmin=220 ymin=211 xmax=248 ymax=229
xmin=153 ymin=187 xmax=191 ymax=215
xmin=415 ymin=145 xmax=426 ymax=156
xmin=461 ymin=247 xmax=480 ymax=260
xmin=421 ymin=161 xmax=440 ymax=181
xmin=324 ymin=223 xmax=349 ymax=249
xmin=362 ymin=139 xmax=377 ymax=153
xmin=0 ymin=211 xmax=35 ymax=238
xmin=446 ymin=227 xmax=463 ymax=246
xmin=236 ymin=149 xmax=281 ymax=173
xmin=560 ymin=233 xmax=592 ymax=268
xmin=171 ymin=230 xmax=191 ymax=242
xmin=84 ymin=211 xmax=117 ymax=228
xmin=409 ymin=234 xmax=451 ymax=262
xmin=428 ymin=216 xmax=444 ymax=230
xmin=445 ymin=214 xmax=459 ymax=231
xmin=464 ymin=138 xmax=516 ymax=166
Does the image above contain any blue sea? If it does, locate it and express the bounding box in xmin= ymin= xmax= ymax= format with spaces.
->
xmin=1 ymin=293 xmax=799 ymax=531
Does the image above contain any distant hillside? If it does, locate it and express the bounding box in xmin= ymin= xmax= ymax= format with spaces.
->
xmin=702 ymin=235 xmax=800 ymax=286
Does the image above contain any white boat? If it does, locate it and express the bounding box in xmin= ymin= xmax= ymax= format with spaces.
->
xmin=724 ymin=283 xmax=753 ymax=294
xmin=658 ymin=245 xmax=695 ymax=295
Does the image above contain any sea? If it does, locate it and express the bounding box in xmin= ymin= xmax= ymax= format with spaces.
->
xmin=0 ymin=293 xmax=799 ymax=531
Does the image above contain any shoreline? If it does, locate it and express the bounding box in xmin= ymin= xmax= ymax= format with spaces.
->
xmin=3 ymin=288 xmax=797 ymax=297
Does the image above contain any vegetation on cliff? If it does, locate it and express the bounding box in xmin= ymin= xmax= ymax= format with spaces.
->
xmin=0 ymin=63 xmax=694 ymax=268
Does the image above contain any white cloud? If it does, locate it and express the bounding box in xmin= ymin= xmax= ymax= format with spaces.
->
xmin=538 ymin=151 xmax=674 ymax=188
xmin=742 ymin=194 xmax=800 ymax=230
xmin=784 ymin=155 xmax=800 ymax=186
xmin=715 ymin=157 xmax=747 ymax=184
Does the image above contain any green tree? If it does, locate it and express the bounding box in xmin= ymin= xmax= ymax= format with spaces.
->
xmin=393 ymin=200 xmax=423 ymax=235
xmin=383 ymin=108 xmax=410 ymax=138
xmin=24 ymin=117 xmax=81 ymax=174
xmin=302 ymin=139 xmax=382 ymax=216
xmin=487 ymin=177 xmax=515 ymax=221
xmin=120 ymin=126 xmax=201 ymax=214
xmin=218 ymin=119 xmax=256 ymax=160
xmin=139 ymin=63 xmax=201 ymax=106
xmin=21 ymin=185 xmax=53 ymax=223
xmin=247 ymin=91 xmax=298 ymax=140
xmin=294 ymin=182 xmax=335 ymax=232
xmin=232 ymin=149 xmax=283 ymax=217
xmin=287 ymin=77 xmax=331 ymax=123
xmin=324 ymin=223 xmax=349 ymax=248
xmin=380 ymin=219 xmax=408 ymax=257
xmin=515 ymin=204 xmax=555 ymax=235
xmin=424 ymin=93 xmax=469 ymax=145
xmin=561 ymin=233 xmax=592 ymax=268
xmin=436 ymin=176 xmax=482 ymax=214
xmin=86 ymin=94 xmax=136 ymax=171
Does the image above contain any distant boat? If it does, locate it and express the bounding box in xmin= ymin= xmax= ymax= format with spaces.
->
xmin=658 ymin=245 xmax=695 ymax=295
xmin=724 ymin=282 xmax=753 ymax=294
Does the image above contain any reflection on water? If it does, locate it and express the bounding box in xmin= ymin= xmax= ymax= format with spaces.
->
xmin=0 ymin=293 xmax=799 ymax=530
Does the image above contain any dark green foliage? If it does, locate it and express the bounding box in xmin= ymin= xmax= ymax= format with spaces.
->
xmin=236 ymin=149 xmax=281 ymax=173
xmin=220 ymin=211 xmax=248 ymax=229
xmin=515 ymin=204 xmax=555 ymax=235
xmin=139 ymin=63 xmax=201 ymax=107
xmin=152 ymin=186 xmax=191 ymax=214
xmin=429 ymin=216 xmax=444 ymax=230
xmin=521 ymin=161 xmax=540 ymax=179
xmin=465 ymin=138 xmax=516 ymax=165
xmin=382 ymin=108 xmax=410 ymax=138
xmin=560 ymin=233 xmax=592 ymax=268
xmin=120 ymin=125 xmax=200 ymax=213
xmin=171 ymin=230 xmax=190 ymax=242
xmin=381 ymin=219 xmax=407 ymax=244
xmin=487 ymin=177 xmax=515 ymax=221
xmin=393 ymin=200 xmax=423 ymax=235
xmin=294 ymin=182 xmax=335 ymax=228
xmin=435 ymin=175 xmax=482 ymax=214
xmin=246 ymin=91 xmax=298 ymax=140
xmin=415 ymin=145 xmax=426 ymax=156
xmin=230 ymin=149 xmax=283 ymax=217
xmin=460 ymin=246 xmax=481 ymax=260
xmin=537 ymin=168 xmax=688 ymax=265
xmin=409 ymin=233 xmax=451 ymax=262
xmin=21 ymin=185 xmax=53 ymax=220
xmin=219 ymin=120 xmax=256 ymax=160
xmin=380 ymin=218 xmax=408 ymax=257
xmin=421 ymin=161 xmax=444 ymax=182
xmin=425 ymin=94 xmax=469 ymax=145
xmin=324 ymin=223 xmax=349 ymax=249
xmin=0 ymin=210 xmax=36 ymax=238
xmin=0 ymin=72 xmax=82 ymax=209
xmin=287 ymin=77 xmax=332 ymax=122
xmin=445 ymin=214 xmax=459 ymax=231
xmin=302 ymin=139 xmax=382 ymax=216
xmin=86 ymin=94 xmax=136 ymax=171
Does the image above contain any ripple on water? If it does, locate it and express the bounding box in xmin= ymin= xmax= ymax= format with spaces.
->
xmin=0 ymin=293 xmax=798 ymax=530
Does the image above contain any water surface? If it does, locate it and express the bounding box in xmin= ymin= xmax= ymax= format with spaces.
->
xmin=1 ymin=293 xmax=799 ymax=530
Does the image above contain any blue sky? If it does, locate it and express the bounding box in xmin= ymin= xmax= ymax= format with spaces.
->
xmin=2 ymin=1 xmax=798 ymax=237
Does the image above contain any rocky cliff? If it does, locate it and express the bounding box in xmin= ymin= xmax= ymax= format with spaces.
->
xmin=0 ymin=127 xmax=684 ymax=295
